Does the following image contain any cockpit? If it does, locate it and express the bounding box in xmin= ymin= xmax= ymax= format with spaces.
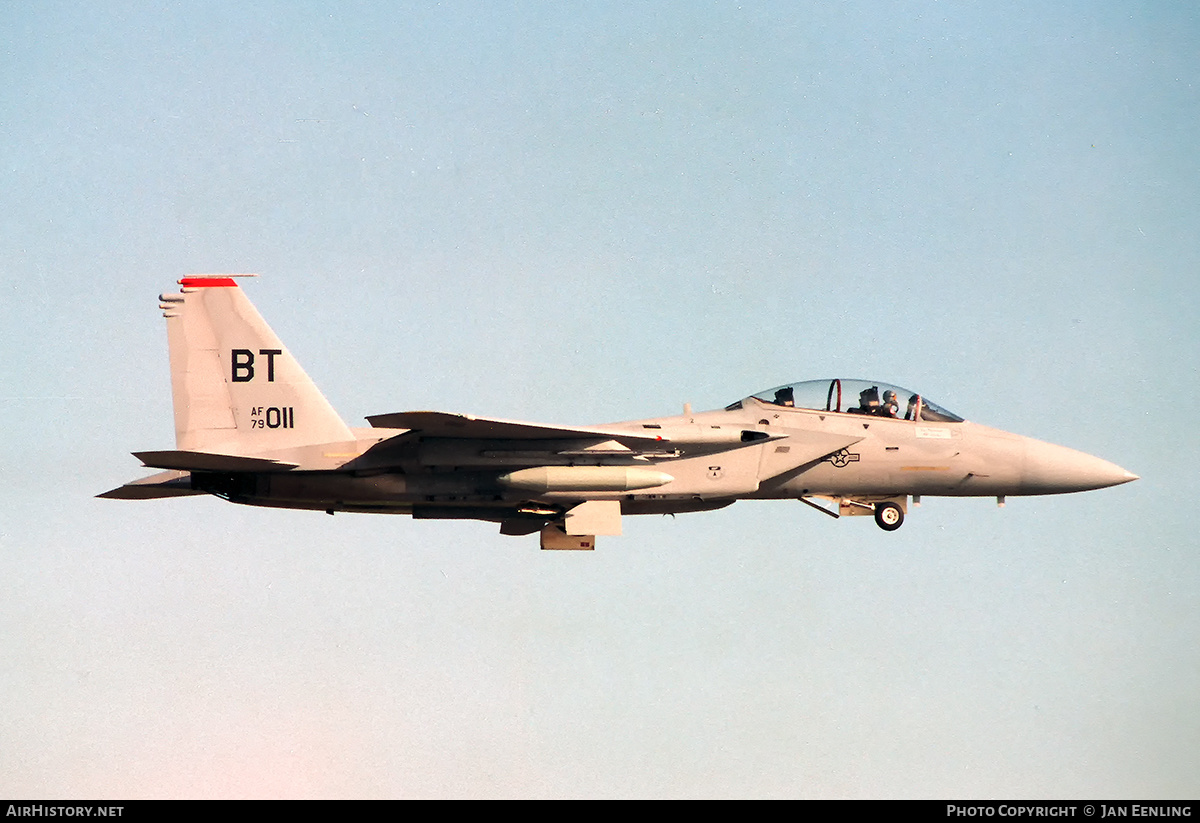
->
xmin=726 ymin=379 xmax=964 ymax=423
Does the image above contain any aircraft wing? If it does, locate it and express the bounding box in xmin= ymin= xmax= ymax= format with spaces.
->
xmin=356 ymin=410 xmax=789 ymax=472
xmin=364 ymin=411 xmax=667 ymax=444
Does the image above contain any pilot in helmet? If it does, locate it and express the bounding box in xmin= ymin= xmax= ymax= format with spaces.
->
xmin=881 ymin=390 xmax=899 ymax=418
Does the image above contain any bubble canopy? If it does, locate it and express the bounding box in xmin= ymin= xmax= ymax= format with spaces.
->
xmin=729 ymin=379 xmax=964 ymax=423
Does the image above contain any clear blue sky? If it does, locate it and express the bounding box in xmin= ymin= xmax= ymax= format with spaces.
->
xmin=2 ymin=0 xmax=1196 ymax=798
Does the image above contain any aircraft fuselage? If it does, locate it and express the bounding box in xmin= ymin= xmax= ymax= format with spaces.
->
xmin=185 ymin=399 xmax=1134 ymax=522
xmin=101 ymin=279 xmax=1137 ymax=544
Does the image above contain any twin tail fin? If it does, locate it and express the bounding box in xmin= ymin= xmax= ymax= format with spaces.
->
xmin=159 ymin=276 xmax=352 ymax=455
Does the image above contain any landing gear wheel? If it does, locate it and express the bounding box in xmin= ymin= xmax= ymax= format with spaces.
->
xmin=874 ymin=502 xmax=904 ymax=531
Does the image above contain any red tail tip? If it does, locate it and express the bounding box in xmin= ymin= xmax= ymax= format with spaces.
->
xmin=178 ymin=276 xmax=238 ymax=288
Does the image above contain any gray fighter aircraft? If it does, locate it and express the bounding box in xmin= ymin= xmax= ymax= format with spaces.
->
xmin=101 ymin=276 xmax=1138 ymax=548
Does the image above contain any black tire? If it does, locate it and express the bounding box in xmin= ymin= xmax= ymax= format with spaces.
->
xmin=874 ymin=502 xmax=904 ymax=531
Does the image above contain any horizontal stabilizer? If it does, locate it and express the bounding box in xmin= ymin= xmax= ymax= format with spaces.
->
xmin=97 ymin=470 xmax=203 ymax=499
xmin=133 ymin=450 xmax=298 ymax=472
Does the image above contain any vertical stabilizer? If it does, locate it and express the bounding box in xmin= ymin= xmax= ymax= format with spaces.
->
xmin=160 ymin=276 xmax=352 ymax=454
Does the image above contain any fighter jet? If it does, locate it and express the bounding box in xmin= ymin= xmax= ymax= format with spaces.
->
xmin=101 ymin=276 xmax=1138 ymax=548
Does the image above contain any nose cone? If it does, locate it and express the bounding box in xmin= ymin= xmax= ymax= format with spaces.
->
xmin=1021 ymin=438 xmax=1138 ymax=495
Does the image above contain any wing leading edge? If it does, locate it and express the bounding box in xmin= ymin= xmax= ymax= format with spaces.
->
xmin=364 ymin=411 xmax=668 ymax=443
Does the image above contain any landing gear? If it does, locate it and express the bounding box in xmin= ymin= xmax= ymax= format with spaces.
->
xmin=804 ymin=496 xmax=908 ymax=529
xmin=874 ymin=501 xmax=904 ymax=531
